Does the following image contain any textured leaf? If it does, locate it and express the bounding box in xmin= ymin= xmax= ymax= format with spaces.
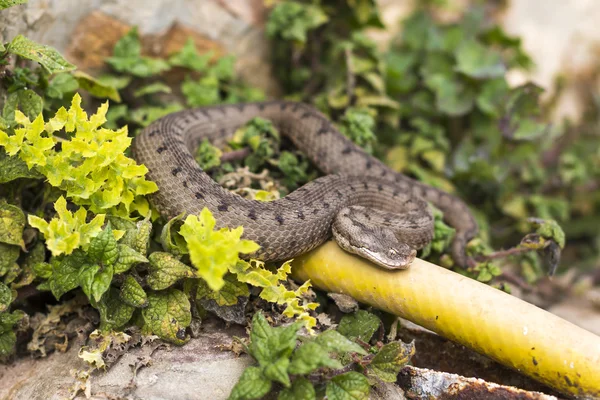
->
xmin=160 ymin=213 xmax=187 ymax=256
xmin=73 ymin=71 xmax=121 ymax=102
xmin=77 ymin=263 xmax=100 ymax=300
xmin=0 ymin=243 xmax=19 ymax=275
xmin=7 ymin=35 xmax=75 ymax=74
xmin=106 ymin=27 xmax=169 ymax=78
xmin=113 ymin=244 xmax=148 ymax=274
xmin=315 ymin=330 xmax=367 ymax=355
xmin=278 ymin=377 xmax=315 ymax=400
xmin=120 ymin=275 xmax=147 ymax=307
xmin=0 ymin=0 xmax=28 ymax=10
xmin=49 ymin=252 xmax=85 ymax=299
xmin=45 ymin=73 xmax=78 ymax=99
xmin=196 ymin=273 xmax=249 ymax=306
xmin=249 ymin=312 xmax=299 ymax=367
xmin=180 ymin=208 xmax=259 ymax=291
xmin=91 ymin=264 xmax=114 ymax=302
xmin=3 ymin=90 xmax=43 ymax=122
xmin=0 ymin=148 xmax=43 ymax=182
xmin=97 ymin=287 xmax=135 ymax=331
xmin=0 ymin=201 xmax=25 ymax=248
xmin=88 ymin=225 xmax=119 ymax=266
xmin=337 ymin=310 xmax=380 ymax=342
xmin=368 ymin=341 xmax=415 ymax=382
xmin=134 ymin=82 xmax=171 ymax=97
xmin=425 ymin=74 xmax=474 ymax=116
xmin=288 ymin=341 xmax=342 ymax=375
xmin=0 ymin=330 xmax=16 ymax=357
xmin=326 ymin=372 xmax=370 ymax=400
xmin=0 ymin=282 xmax=13 ymax=312
xmin=147 ymin=252 xmax=196 ymax=290
xmin=228 ymin=366 xmax=272 ymax=400
xmin=142 ymin=288 xmax=191 ymax=344
xmin=266 ymin=2 xmax=328 ymax=43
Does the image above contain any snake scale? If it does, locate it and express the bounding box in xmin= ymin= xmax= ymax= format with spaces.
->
xmin=133 ymin=101 xmax=478 ymax=269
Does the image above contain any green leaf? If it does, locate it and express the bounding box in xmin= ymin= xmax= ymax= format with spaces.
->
xmin=142 ymin=288 xmax=191 ymax=344
xmin=531 ymin=219 xmax=566 ymax=249
xmin=160 ymin=213 xmax=188 ymax=256
xmin=115 ymin=216 xmax=152 ymax=256
xmin=228 ymin=366 xmax=272 ymax=400
xmin=326 ymin=372 xmax=370 ymax=400
xmin=147 ymin=252 xmax=197 ymax=290
xmin=367 ymin=341 xmax=415 ymax=382
xmin=425 ymin=74 xmax=475 ymax=116
xmin=0 ymin=148 xmax=43 ymax=183
xmin=3 ymin=89 xmax=43 ymax=122
xmin=315 ymin=330 xmax=367 ymax=355
xmin=45 ymin=73 xmax=79 ymax=99
xmin=455 ymin=39 xmax=506 ymax=79
xmin=196 ymin=273 xmax=249 ymax=306
xmin=337 ymin=310 xmax=380 ymax=342
xmin=88 ymin=225 xmax=119 ymax=266
xmin=180 ymin=208 xmax=260 ymax=291
xmin=113 ymin=244 xmax=148 ymax=274
xmin=288 ymin=341 xmax=343 ymax=375
xmin=0 ymin=200 xmax=25 ymax=248
xmin=0 ymin=282 xmax=13 ymax=312
xmin=134 ymin=82 xmax=172 ymax=97
xmin=7 ymin=35 xmax=76 ymax=74
xmin=278 ymin=377 xmax=315 ymax=400
xmin=91 ymin=264 xmax=114 ymax=302
xmin=195 ymin=139 xmax=222 ymax=171
xmin=106 ymin=27 xmax=169 ymax=78
xmin=0 ymin=243 xmax=20 ymax=276
xmin=120 ymin=275 xmax=148 ymax=307
xmin=97 ymin=287 xmax=135 ymax=331
xmin=73 ymin=71 xmax=121 ymax=102
xmin=249 ymin=312 xmax=299 ymax=367
xmin=181 ymin=75 xmax=220 ymax=107
xmin=77 ymin=263 xmax=100 ymax=300
xmin=0 ymin=330 xmax=16 ymax=357
xmin=168 ymin=39 xmax=212 ymax=72
xmin=0 ymin=0 xmax=28 ymax=9
xmin=266 ymin=2 xmax=328 ymax=43
xmin=49 ymin=251 xmax=85 ymax=299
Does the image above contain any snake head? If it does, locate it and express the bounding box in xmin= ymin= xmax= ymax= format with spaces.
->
xmin=332 ymin=220 xmax=417 ymax=270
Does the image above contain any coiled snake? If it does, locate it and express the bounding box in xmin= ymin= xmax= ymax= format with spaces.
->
xmin=132 ymin=102 xmax=477 ymax=269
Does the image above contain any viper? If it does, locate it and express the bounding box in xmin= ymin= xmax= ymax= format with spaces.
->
xmin=132 ymin=102 xmax=478 ymax=269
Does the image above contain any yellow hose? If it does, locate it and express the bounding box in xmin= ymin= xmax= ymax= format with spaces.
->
xmin=291 ymin=241 xmax=600 ymax=398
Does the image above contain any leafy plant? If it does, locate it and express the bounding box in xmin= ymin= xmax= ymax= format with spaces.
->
xmin=228 ymin=311 xmax=414 ymax=400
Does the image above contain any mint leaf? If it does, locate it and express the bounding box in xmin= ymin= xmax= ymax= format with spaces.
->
xmin=88 ymin=225 xmax=119 ymax=266
xmin=77 ymin=263 xmax=100 ymax=300
xmin=49 ymin=252 xmax=84 ymax=299
xmin=196 ymin=273 xmax=249 ymax=306
xmin=266 ymin=2 xmax=328 ymax=43
xmin=142 ymin=288 xmax=191 ymax=344
xmin=228 ymin=366 xmax=272 ymax=400
xmin=288 ymin=341 xmax=342 ymax=375
xmin=249 ymin=312 xmax=299 ymax=367
xmin=98 ymin=287 xmax=135 ymax=331
xmin=326 ymin=372 xmax=370 ymax=400
xmin=3 ymin=89 xmax=43 ymax=122
xmin=160 ymin=213 xmax=187 ymax=257
xmin=45 ymin=73 xmax=78 ymax=99
xmin=367 ymin=341 xmax=415 ymax=382
xmin=147 ymin=252 xmax=197 ymax=290
xmin=315 ymin=330 xmax=367 ymax=355
xmin=0 ymin=148 xmax=43 ymax=183
xmin=0 ymin=200 xmax=25 ymax=248
xmin=337 ymin=310 xmax=380 ymax=342
xmin=91 ymin=264 xmax=114 ymax=302
xmin=7 ymin=35 xmax=76 ymax=74
xmin=278 ymin=377 xmax=315 ymax=400
xmin=0 ymin=243 xmax=20 ymax=276
xmin=0 ymin=282 xmax=13 ymax=312
xmin=113 ymin=244 xmax=148 ymax=274
xmin=120 ymin=275 xmax=147 ymax=307
xmin=106 ymin=27 xmax=169 ymax=78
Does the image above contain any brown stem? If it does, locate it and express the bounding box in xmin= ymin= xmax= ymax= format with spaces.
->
xmin=220 ymin=147 xmax=250 ymax=163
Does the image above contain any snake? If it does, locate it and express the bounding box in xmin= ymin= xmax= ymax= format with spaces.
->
xmin=132 ymin=101 xmax=478 ymax=269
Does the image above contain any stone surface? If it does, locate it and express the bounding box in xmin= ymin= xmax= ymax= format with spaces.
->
xmin=0 ymin=319 xmax=253 ymax=399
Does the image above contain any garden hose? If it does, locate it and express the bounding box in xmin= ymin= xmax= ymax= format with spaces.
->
xmin=291 ymin=241 xmax=600 ymax=398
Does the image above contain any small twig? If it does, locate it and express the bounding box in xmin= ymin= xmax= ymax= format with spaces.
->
xmin=475 ymin=246 xmax=534 ymax=262
xmin=220 ymin=147 xmax=250 ymax=163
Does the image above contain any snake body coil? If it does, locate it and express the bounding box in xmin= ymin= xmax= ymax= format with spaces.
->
xmin=133 ymin=102 xmax=477 ymax=267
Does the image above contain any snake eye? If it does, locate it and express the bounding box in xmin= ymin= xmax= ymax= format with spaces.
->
xmin=388 ymin=249 xmax=397 ymax=257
